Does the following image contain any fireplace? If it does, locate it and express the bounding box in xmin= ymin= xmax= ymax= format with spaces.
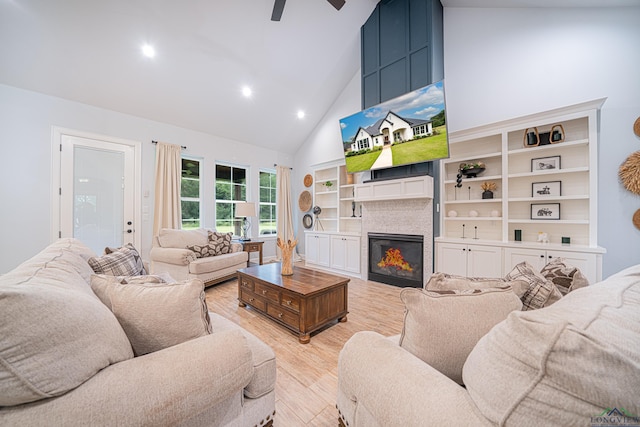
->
xmin=368 ymin=233 xmax=424 ymax=288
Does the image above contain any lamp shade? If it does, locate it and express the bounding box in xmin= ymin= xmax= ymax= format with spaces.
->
xmin=235 ymin=202 xmax=257 ymax=218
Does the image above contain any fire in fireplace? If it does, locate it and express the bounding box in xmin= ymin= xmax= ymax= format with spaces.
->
xmin=368 ymin=233 xmax=424 ymax=288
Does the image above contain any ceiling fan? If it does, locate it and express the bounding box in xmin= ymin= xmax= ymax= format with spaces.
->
xmin=271 ymin=0 xmax=346 ymax=21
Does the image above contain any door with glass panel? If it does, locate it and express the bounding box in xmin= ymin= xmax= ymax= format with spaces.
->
xmin=59 ymin=135 xmax=136 ymax=255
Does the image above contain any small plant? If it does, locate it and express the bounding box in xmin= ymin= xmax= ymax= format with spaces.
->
xmin=459 ymin=161 xmax=486 ymax=171
xmin=324 ymin=181 xmax=334 ymax=188
xmin=481 ymin=181 xmax=497 ymax=192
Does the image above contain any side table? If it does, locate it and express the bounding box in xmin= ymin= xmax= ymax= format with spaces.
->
xmin=238 ymin=240 xmax=263 ymax=266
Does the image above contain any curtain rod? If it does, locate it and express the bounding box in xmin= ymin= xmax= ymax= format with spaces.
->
xmin=152 ymin=140 xmax=187 ymax=150
xmin=274 ymin=163 xmax=293 ymax=170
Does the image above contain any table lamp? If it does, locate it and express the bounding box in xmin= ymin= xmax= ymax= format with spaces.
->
xmin=235 ymin=202 xmax=257 ymax=241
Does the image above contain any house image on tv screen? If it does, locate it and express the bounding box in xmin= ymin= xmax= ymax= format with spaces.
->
xmin=339 ymin=80 xmax=449 ymax=173
xmin=349 ymin=112 xmax=433 ymax=151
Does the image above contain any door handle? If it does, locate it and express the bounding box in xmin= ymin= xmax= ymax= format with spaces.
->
xmin=126 ymin=229 xmax=133 ymax=234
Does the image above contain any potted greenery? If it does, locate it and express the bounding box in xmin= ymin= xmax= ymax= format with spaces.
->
xmin=459 ymin=161 xmax=486 ymax=178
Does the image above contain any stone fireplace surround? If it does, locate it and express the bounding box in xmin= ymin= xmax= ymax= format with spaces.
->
xmin=355 ymin=176 xmax=434 ymax=286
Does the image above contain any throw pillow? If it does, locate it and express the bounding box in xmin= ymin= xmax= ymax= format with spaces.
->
xmin=104 ymin=243 xmax=147 ymax=275
xmin=208 ymin=231 xmax=233 ymax=255
xmin=88 ymin=247 xmax=140 ymax=276
xmin=462 ymin=272 xmax=640 ymax=426
xmin=90 ymin=276 xmax=213 ymax=356
xmin=540 ymin=257 xmax=589 ymax=295
xmin=505 ymin=261 xmax=563 ymax=310
xmin=187 ymin=243 xmax=218 ymax=258
xmin=92 ymin=273 xmax=173 ymax=285
xmin=399 ymin=286 xmax=522 ymax=385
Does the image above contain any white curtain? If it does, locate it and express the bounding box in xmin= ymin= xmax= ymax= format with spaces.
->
xmin=276 ymin=165 xmax=301 ymax=261
xmin=152 ymin=142 xmax=182 ymax=235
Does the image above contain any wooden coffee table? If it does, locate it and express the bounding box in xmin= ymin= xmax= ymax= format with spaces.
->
xmin=237 ymin=263 xmax=349 ymax=344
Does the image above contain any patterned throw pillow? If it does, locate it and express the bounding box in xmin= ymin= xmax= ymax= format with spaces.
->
xmin=88 ymin=248 xmax=140 ymax=276
xmin=208 ymin=231 xmax=233 ymax=255
xmin=540 ymin=258 xmax=589 ymax=295
xmin=186 ymin=244 xmax=217 ymax=259
xmin=104 ymin=243 xmax=146 ymax=275
xmin=505 ymin=262 xmax=563 ymax=310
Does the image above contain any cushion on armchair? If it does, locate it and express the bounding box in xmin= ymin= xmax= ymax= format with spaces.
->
xmin=0 ymin=244 xmax=133 ymax=406
xmin=539 ymin=257 xmax=589 ymax=295
xmin=463 ymin=268 xmax=640 ymax=425
xmin=399 ymin=286 xmax=522 ymax=384
xmin=90 ymin=275 xmax=212 ymax=356
xmin=505 ymin=261 xmax=563 ymax=310
xmin=157 ymin=228 xmax=208 ymax=249
xmin=208 ymin=231 xmax=233 ymax=255
xmin=88 ymin=246 xmax=144 ymax=276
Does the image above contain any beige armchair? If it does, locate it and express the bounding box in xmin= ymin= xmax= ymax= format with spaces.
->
xmin=150 ymin=228 xmax=248 ymax=287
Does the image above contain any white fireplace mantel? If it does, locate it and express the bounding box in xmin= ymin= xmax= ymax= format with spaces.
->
xmin=354 ymin=175 xmax=433 ymax=202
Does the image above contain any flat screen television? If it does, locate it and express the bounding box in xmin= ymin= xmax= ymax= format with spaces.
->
xmin=339 ymin=79 xmax=449 ymax=174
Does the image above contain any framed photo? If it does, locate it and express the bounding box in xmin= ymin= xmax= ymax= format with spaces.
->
xmin=531 ymin=203 xmax=560 ymax=220
xmin=532 ymin=181 xmax=561 ymax=198
xmin=531 ymin=155 xmax=561 ymax=172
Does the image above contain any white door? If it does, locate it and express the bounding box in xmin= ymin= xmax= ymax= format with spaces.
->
xmin=58 ymin=133 xmax=137 ymax=255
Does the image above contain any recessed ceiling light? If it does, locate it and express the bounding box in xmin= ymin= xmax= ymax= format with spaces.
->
xmin=242 ymin=86 xmax=252 ymax=97
xmin=297 ymin=110 xmax=305 ymax=119
xmin=141 ymin=44 xmax=155 ymax=58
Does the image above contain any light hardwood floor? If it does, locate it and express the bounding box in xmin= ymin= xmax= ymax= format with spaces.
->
xmin=204 ymin=264 xmax=406 ymax=426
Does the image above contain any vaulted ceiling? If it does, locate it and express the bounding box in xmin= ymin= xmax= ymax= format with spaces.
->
xmin=1 ymin=0 xmax=636 ymax=154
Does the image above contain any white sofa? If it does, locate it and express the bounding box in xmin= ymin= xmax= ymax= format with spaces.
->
xmin=337 ymin=265 xmax=640 ymax=426
xmin=150 ymin=228 xmax=248 ymax=287
xmin=0 ymin=238 xmax=276 ymax=426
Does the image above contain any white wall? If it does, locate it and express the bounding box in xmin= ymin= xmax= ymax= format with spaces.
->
xmin=294 ymin=6 xmax=640 ymax=278
xmin=0 ymin=84 xmax=292 ymax=273
xmin=292 ymin=72 xmax=362 ymax=255
xmin=443 ymin=6 xmax=640 ymax=278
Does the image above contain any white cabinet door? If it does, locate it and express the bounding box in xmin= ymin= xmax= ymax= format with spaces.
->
xmin=466 ymin=245 xmax=502 ymax=277
xmin=330 ymin=235 xmax=347 ymax=271
xmin=435 ymin=242 xmax=468 ymax=276
xmin=330 ymin=235 xmax=361 ymax=274
xmin=316 ymin=234 xmax=331 ymax=267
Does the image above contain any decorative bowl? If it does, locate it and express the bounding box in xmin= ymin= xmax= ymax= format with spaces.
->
xmin=461 ymin=167 xmax=486 ymax=178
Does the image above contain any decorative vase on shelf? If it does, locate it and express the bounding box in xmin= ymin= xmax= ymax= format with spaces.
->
xmin=482 ymin=190 xmax=494 ymax=199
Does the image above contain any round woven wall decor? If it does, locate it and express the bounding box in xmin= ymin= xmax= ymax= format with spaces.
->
xmin=634 ymin=117 xmax=640 ymax=138
xmin=303 ymin=174 xmax=313 ymax=187
xmin=619 ymin=151 xmax=640 ymax=195
xmin=634 ymin=209 xmax=640 ymax=231
xmin=298 ymin=190 xmax=312 ymax=212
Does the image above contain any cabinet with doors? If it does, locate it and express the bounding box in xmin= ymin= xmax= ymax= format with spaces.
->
xmin=436 ymin=242 xmax=503 ymax=278
xmin=330 ymin=234 xmax=361 ymax=275
xmin=436 ymin=99 xmax=606 ymax=282
xmin=304 ymin=232 xmax=330 ymax=268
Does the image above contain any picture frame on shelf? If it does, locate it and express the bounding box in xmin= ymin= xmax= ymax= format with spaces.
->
xmin=531 ymin=203 xmax=561 ymax=220
xmin=532 ymin=181 xmax=561 ymax=198
xmin=531 ymin=155 xmax=561 ymax=172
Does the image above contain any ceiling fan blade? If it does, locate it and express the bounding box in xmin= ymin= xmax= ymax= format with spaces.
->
xmin=271 ymin=0 xmax=286 ymax=21
xmin=327 ymin=0 xmax=346 ymax=11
